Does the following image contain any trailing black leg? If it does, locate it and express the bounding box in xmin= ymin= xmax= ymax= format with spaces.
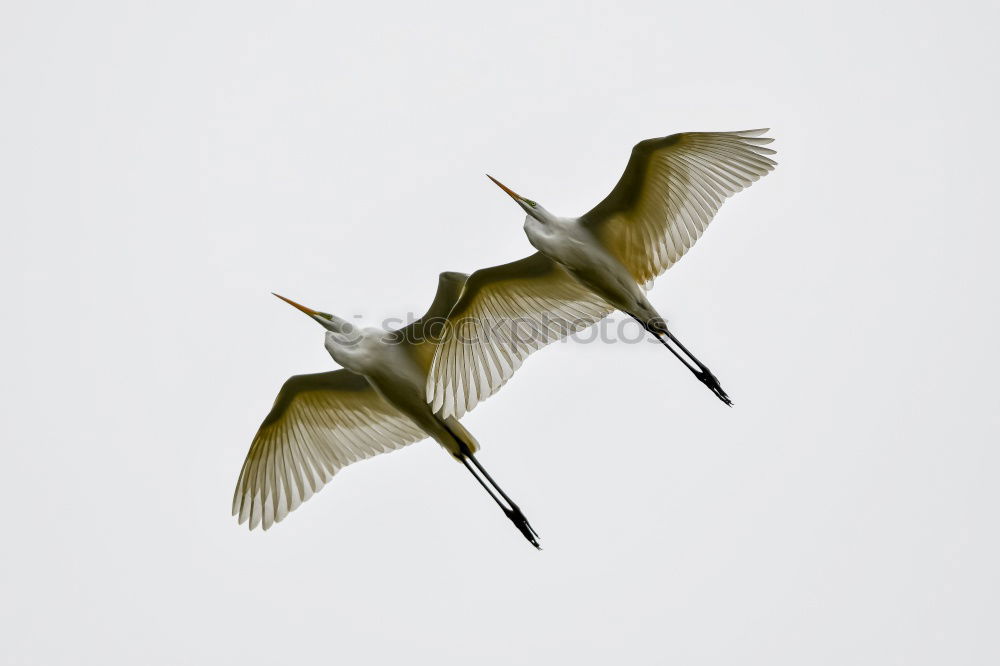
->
xmin=441 ymin=424 xmax=541 ymax=549
xmin=631 ymin=314 xmax=733 ymax=406
xmin=459 ymin=454 xmax=541 ymax=549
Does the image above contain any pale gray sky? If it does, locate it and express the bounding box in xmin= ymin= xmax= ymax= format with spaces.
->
xmin=2 ymin=1 xmax=998 ymax=664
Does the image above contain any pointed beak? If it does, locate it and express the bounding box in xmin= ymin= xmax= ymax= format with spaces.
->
xmin=273 ymin=292 xmax=325 ymax=320
xmin=487 ymin=174 xmax=524 ymax=203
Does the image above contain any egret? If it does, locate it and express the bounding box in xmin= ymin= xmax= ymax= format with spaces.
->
xmin=427 ymin=129 xmax=776 ymax=418
xmin=233 ymin=272 xmax=541 ymax=548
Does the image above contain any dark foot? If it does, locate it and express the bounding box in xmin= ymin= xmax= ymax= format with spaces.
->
xmin=695 ymin=368 xmax=733 ymax=406
xmin=504 ymin=504 xmax=541 ymax=550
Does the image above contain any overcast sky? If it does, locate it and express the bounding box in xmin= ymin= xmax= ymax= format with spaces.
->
xmin=2 ymin=1 xmax=998 ymax=664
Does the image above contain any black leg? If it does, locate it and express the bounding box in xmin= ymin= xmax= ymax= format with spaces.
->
xmin=655 ymin=333 xmax=733 ymax=406
xmin=632 ymin=314 xmax=733 ymax=406
xmin=459 ymin=452 xmax=541 ymax=549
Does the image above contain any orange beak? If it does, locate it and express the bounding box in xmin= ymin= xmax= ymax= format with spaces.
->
xmin=272 ymin=293 xmax=320 ymax=317
xmin=487 ymin=174 xmax=523 ymax=202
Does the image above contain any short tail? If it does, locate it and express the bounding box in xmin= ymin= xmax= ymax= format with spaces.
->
xmin=442 ymin=416 xmax=480 ymax=458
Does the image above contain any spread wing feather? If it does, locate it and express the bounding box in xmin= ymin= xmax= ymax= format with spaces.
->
xmin=426 ymin=253 xmax=612 ymax=419
xmin=581 ymin=129 xmax=776 ymax=284
xmin=232 ymin=371 xmax=426 ymax=530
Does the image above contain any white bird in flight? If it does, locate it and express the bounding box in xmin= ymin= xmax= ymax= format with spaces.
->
xmin=233 ymin=273 xmax=541 ymax=548
xmin=426 ymin=129 xmax=776 ymax=419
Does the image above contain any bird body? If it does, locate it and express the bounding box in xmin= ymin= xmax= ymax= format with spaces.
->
xmin=524 ymin=212 xmax=655 ymax=323
xmin=324 ymin=327 xmax=469 ymax=458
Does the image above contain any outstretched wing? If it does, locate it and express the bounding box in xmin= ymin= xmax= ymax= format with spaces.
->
xmin=581 ymin=129 xmax=777 ymax=285
xmin=233 ymin=370 xmax=427 ymax=530
xmin=426 ymin=253 xmax=613 ymax=419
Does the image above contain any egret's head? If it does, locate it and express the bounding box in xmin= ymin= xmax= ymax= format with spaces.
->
xmin=487 ymin=174 xmax=552 ymax=223
xmin=273 ymin=293 xmax=369 ymax=369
